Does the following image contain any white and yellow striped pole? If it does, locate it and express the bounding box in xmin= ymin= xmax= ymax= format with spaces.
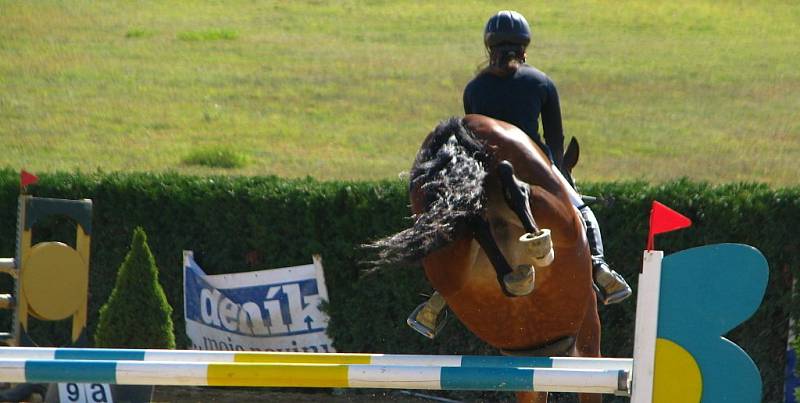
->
xmin=0 ymin=358 xmax=628 ymax=394
xmin=0 ymin=347 xmax=632 ymax=372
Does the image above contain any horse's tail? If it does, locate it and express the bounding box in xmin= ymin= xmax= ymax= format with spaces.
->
xmin=365 ymin=117 xmax=488 ymax=267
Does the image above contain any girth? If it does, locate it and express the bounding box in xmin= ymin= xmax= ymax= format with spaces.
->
xmin=499 ymin=335 xmax=576 ymax=357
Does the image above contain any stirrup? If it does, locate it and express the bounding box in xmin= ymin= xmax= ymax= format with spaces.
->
xmin=594 ymin=263 xmax=632 ymax=305
xmin=407 ymin=292 xmax=448 ymax=339
xmin=600 ymin=287 xmax=632 ymax=305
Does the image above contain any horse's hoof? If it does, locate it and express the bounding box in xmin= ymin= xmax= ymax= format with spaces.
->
xmin=503 ymin=264 xmax=535 ymax=296
xmin=407 ymin=293 xmax=448 ymax=339
xmin=533 ymin=248 xmax=555 ymax=267
xmin=520 ymin=229 xmax=554 ymax=267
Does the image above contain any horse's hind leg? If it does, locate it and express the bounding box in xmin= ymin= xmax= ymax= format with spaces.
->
xmin=516 ymin=391 xmax=548 ymax=403
xmin=576 ymin=293 xmax=602 ymax=403
xmin=576 ymin=293 xmax=601 ymax=358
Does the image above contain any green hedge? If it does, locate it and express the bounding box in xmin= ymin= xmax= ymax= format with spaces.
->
xmin=0 ymin=169 xmax=797 ymax=402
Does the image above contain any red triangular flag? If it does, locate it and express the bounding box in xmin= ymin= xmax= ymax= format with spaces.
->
xmin=21 ymin=170 xmax=38 ymax=187
xmin=647 ymin=200 xmax=692 ymax=251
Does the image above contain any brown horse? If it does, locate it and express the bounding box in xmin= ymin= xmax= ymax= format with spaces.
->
xmin=370 ymin=114 xmax=600 ymax=403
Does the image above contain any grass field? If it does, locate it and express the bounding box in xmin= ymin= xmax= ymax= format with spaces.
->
xmin=1 ymin=1 xmax=797 ymax=185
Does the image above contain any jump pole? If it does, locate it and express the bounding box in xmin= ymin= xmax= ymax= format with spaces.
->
xmin=0 ymin=347 xmax=632 ymax=372
xmin=0 ymin=359 xmax=627 ymax=394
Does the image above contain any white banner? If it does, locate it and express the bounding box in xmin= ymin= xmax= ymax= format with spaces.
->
xmin=183 ymin=251 xmax=335 ymax=353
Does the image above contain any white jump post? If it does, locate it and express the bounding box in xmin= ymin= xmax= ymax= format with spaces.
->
xmin=631 ymin=250 xmax=662 ymax=403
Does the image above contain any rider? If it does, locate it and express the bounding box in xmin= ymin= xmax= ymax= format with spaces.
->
xmin=408 ymin=10 xmax=631 ymax=338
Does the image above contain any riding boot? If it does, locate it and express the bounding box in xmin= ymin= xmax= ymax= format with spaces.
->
xmin=407 ymin=291 xmax=448 ymax=339
xmin=578 ymin=205 xmax=632 ymax=305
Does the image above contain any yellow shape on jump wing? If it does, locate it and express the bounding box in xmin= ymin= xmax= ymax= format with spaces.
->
xmin=22 ymin=242 xmax=87 ymax=321
xmin=653 ymin=337 xmax=702 ymax=403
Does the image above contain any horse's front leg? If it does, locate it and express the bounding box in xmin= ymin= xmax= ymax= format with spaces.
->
xmin=478 ymin=160 xmax=553 ymax=296
xmin=496 ymin=160 xmax=554 ymax=268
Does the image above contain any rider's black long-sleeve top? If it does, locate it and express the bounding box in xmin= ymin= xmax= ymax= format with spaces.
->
xmin=463 ymin=64 xmax=565 ymax=168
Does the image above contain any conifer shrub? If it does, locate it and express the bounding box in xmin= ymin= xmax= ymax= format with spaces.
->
xmin=93 ymin=227 xmax=175 ymax=349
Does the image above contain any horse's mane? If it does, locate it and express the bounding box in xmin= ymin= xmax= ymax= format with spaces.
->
xmin=366 ymin=117 xmax=489 ymax=266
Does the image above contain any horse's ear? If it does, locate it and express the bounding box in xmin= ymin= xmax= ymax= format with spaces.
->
xmin=563 ymin=137 xmax=580 ymax=173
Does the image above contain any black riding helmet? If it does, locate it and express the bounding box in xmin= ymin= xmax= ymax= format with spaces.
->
xmin=483 ymin=10 xmax=531 ymax=48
